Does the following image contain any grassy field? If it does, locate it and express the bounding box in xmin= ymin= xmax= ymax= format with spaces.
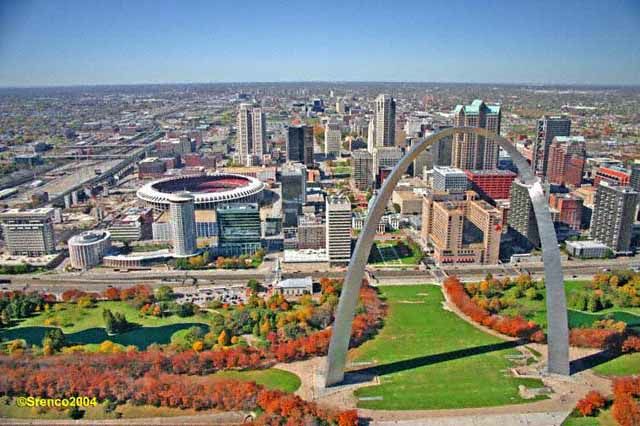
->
xmin=1 ymin=301 xmax=213 ymax=349
xmin=350 ymin=285 xmax=547 ymax=410
xmin=14 ymin=301 xmax=212 ymax=333
xmin=211 ymin=368 xmax=301 ymax=392
xmin=0 ymin=368 xmax=300 ymax=420
xmin=497 ymin=280 xmax=640 ymax=331
xmin=369 ymin=240 xmax=422 ymax=266
xmin=562 ymin=408 xmax=618 ymax=426
xmin=592 ymin=353 xmax=640 ymax=377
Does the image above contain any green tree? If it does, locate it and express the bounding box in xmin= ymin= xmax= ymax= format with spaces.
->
xmin=42 ymin=328 xmax=65 ymax=353
xmin=154 ymin=285 xmax=174 ymax=302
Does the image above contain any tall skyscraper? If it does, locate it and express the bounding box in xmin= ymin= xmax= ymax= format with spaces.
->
xmin=452 ymin=100 xmax=501 ymax=170
xmin=375 ymin=94 xmax=396 ymax=148
xmin=326 ymin=195 xmax=352 ymax=265
xmin=237 ymin=103 xmax=267 ymax=166
xmin=352 ymin=149 xmax=374 ymax=190
xmin=168 ymin=192 xmax=197 ymax=257
xmin=508 ymin=180 xmax=540 ymax=248
xmin=281 ymin=163 xmax=307 ymax=227
xmin=533 ymin=115 xmax=571 ymax=178
xmin=546 ymin=136 xmax=586 ymax=187
xmin=591 ymin=182 xmax=638 ymax=254
xmin=286 ymin=125 xmax=314 ymax=166
xmin=324 ymin=120 xmax=341 ymax=157
xmin=0 ymin=207 xmax=56 ymax=256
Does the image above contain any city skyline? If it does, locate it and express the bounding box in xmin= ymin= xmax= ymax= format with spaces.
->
xmin=1 ymin=0 xmax=639 ymax=87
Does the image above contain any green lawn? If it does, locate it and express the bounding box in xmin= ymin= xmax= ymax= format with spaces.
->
xmin=14 ymin=301 xmax=211 ymax=333
xmin=497 ymin=281 xmax=640 ymax=331
xmin=350 ymin=285 xmax=547 ymax=410
xmin=211 ymin=368 xmax=301 ymax=392
xmin=369 ymin=240 xmax=422 ymax=266
xmin=592 ymin=353 xmax=640 ymax=377
xmin=1 ymin=301 xmax=213 ymax=349
xmin=562 ymin=408 xmax=618 ymax=426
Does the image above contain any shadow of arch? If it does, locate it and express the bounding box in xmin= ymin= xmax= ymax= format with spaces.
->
xmin=323 ymin=127 xmax=570 ymax=387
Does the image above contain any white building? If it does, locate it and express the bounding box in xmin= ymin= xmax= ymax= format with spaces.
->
xmin=168 ymin=192 xmax=197 ymax=257
xmin=367 ymin=119 xmax=376 ymax=154
xmin=432 ymin=166 xmax=468 ymax=193
xmin=68 ymin=230 xmax=111 ymax=270
xmin=0 ymin=207 xmax=56 ymax=256
xmin=324 ymin=121 xmax=342 ymax=157
xmin=565 ymin=240 xmax=609 ymax=259
xmin=326 ymin=195 xmax=352 ymax=265
xmin=276 ymin=277 xmax=313 ymax=296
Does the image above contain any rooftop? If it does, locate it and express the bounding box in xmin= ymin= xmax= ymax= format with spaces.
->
xmin=454 ymin=99 xmax=500 ymax=115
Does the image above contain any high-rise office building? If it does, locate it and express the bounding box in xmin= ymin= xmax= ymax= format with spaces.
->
xmin=432 ymin=166 xmax=468 ymax=193
xmin=216 ymin=203 xmax=262 ymax=256
xmin=507 ymin=180 xmax=540 ymax=248
xmin=168 ymin=192 xmax=197 ymax=257
xmin=286 ymin=125 xmax=314 ymax=166
xmin=0 ymin=207 xmax=56 ymax=256
xmin=335 ymin=97 xmax=346 ymax=114
xmin=532 ymin=115 xmax=571 ymax=178
xmin=281 ymin=163 xmax=307 ymax=227
xmin=375 ymin=94 xmax=396 ymax=148
xmin=326 ymin=195 xmax=352 ymax=265
xmin=237 ymin=103 xmax=267 ymax=166
xmin=452 ymin=100 xmax=501 ymax=170
xmin=324 ymin=121 xmax=341 ymax=157
xmin=591 ymin=182 xmax=638 ymax=254
xmin=546 ymin=136 xmax=586 ymax=187
xmin=352 ymin=149 xmax=374 ymax=190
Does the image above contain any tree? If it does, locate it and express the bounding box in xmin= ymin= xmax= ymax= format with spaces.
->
xmin=155 ymin=285 xmax=174 ymax=302
xmin=218 ymin=330 xmax=230 ymax=346
xmin=42 ymin=328 xmax=65 ymax=353
xmin=247 ymin=279 xmax=261 ymax=293
xmin=175 ymin=302 xmax=195 ymax=317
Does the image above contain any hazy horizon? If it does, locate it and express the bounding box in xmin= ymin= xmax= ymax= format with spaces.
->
xmin=1 ymin=0 xmax=638 ymax=87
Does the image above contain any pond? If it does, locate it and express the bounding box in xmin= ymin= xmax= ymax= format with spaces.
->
xmin=1 ymin=323 xmax=210 ymax=349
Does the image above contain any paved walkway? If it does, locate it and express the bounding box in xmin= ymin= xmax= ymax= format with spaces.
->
xmin=371 ymin=411 xmax=568 ymax=425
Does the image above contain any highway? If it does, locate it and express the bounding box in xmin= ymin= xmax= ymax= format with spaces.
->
xmin=1 ymin=254 xmax=637 ymax=295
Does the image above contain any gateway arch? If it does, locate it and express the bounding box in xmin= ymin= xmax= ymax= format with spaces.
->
xmin=323 ymin=127 xmax=570 ymax=387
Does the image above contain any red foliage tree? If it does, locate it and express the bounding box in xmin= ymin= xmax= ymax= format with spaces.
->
xmin=576 ymin=390 xmax=606 ymax=416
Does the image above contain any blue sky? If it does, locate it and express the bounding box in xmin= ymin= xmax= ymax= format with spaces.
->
xmin=0 ymin=0 xmax=638 ymax=86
